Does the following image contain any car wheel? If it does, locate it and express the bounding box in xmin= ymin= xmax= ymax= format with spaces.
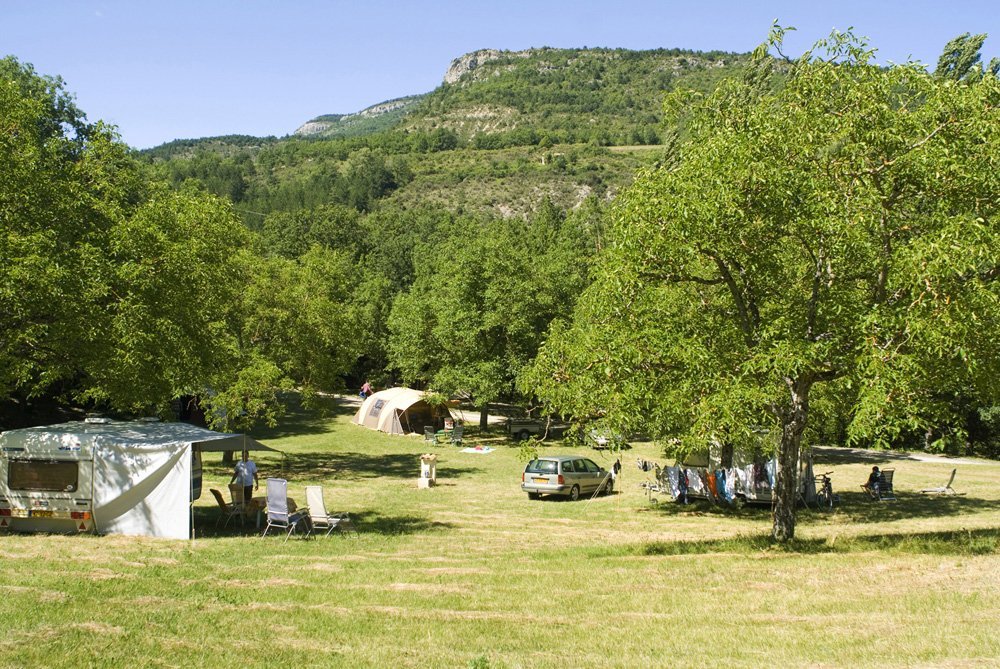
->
xmin=527 ymin=492 xmax=540 ymax=500
xmin=518 ymin=430 xmax=530 ymax=441
xmin=568 ymin=485 xmax=580 ymax=501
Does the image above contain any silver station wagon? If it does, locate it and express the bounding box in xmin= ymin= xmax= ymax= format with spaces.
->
xmin=521 ymin=456 xmax=613 ymax=500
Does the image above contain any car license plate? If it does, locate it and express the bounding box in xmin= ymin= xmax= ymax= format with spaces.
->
xmin=533 ymin=477 xmax=549 ymax=484
xmin=31 ymin=510 xmax=54 ymax=518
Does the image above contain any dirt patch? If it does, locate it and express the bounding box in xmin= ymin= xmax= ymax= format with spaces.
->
xmin=421 ymin=567 xmax=489 ymax=575
xmin=0 ymin=584 xmax=68 ymax=602
xmin=69 ymin=622 xmax=123 ymax=635
xmin=387 ymin=582 xmax=468 ymax=594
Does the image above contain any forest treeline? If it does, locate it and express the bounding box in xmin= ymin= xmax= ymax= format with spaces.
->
xmin=3 ymin=32 xmax=1000 ymax=464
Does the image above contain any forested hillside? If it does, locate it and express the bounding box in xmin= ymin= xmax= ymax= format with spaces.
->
xmin=128 ymin=46 xmax=746 ymax=427
xmin=139 ymin=46 xmax=751 ymax=221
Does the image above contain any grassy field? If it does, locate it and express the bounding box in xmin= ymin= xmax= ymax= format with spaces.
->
xmin=1 ymin=397 xmax=998 ymax=668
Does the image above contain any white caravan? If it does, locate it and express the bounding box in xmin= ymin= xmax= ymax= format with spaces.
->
xmin=0 ymin=419 xmax=273 ymax=539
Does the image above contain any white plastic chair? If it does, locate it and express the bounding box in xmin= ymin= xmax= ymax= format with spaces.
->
xmin=260 ymin=478 xmax=310 ymax=541
xmin=920 ymin=468 xmax=958 ymax=495
xmin=305 ymin=485 xmax=355 ymax=537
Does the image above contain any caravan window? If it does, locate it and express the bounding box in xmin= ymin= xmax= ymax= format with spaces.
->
xmin=8 ymin=459 xmax=79 ymax=492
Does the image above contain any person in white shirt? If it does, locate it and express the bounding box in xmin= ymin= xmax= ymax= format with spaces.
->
xmin=230 ymin=450 xmax=259 ymax=504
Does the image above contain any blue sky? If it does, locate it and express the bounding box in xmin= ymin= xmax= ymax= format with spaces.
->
xmin=4 ymin=1 xmax=998 ymax=148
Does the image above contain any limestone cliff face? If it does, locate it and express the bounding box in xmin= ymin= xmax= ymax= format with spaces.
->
xmin=443 ymin=49 xmax=531 ymax=84
xmin=294 ymin=96 xmax=421 ymax=137
xmin=295 ymin=120 xmax=334 ymax=136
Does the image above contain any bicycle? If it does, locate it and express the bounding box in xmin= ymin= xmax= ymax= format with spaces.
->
xmin=813 ymin=471 xmax=837 ymax=510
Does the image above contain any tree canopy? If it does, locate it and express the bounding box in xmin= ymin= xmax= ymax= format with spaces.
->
xmin=527 ymin=29 xmax=1000 ymax=540
xmin=0 ymin=56 xmax=359 ymax=428
xmin=387 ymin=202 xmax=595 ymax=426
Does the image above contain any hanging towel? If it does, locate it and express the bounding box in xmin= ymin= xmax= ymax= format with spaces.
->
xmin=686 ymin=468 xmax=705 ymax=495
xmin=706 ymin=471 xmax=718 ymax=500
xmin=716 ymin=469 xmax=732 ymax=503
xmin=766 ymin=459 xmax=777 ymax=488
xmin=733 ymin=466 xmax=751 ymax=495
xmin=724 ymin=468 xmax=737 ymax=501
xmin=665 ymin=466 xmax=681 ymax=499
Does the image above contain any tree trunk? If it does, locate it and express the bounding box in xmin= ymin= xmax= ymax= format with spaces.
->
xmin=772 ymin=378 xmax=811 ymax=542
xmin=479 ymin=405 xmax=489 ymax=432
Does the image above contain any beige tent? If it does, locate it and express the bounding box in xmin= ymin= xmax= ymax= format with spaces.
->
xmin=352 ymin=387 xmax=451 ymax=435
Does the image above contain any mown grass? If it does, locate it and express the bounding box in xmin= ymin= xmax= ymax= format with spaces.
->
xmin=1 ymin=397 xmax=998 ymax=668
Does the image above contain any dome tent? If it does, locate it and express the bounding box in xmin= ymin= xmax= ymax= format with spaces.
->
xmin=352 ymin=387 xmax=451 ymax=436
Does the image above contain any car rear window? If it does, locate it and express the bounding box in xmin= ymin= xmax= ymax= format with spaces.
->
xmin=525 ymin=460 xmax=558 ymax=474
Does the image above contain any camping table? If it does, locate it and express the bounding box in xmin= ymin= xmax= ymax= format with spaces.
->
xmin=435 ymin=429 xmax=453 ymax=443
xmin=249 ymin=496 xmax=297 ymax=529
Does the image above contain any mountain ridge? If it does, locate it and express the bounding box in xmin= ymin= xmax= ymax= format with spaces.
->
xmin=290 ymin=45 xmax=749 ymax=143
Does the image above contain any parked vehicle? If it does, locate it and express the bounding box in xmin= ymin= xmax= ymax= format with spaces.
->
xmin=587 ymin=429 xmax=629 ymax=450
xmin=521 ymin=456 xmax=613 ymax=500
xmin=508 ymin=418 xmax=546 ymax=441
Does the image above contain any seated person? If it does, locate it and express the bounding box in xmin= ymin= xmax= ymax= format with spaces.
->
xmin=862 ymin=466 xmax=884 ymax=498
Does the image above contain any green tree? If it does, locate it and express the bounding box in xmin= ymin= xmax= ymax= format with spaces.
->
xmin=388 ymin=208 xmax=592 ymax=427
xmin=80 ymin=184 xmax=253 ymax=412
xmin=527 ymin=30 xmax=1000 ymax=541
xmin=936 ymin=32 xmax=1000 ymax=81
xmin=207 ymin=245 xmax=361 ymax=429
xmin=1 ymin=56 xmax=360 ymax=429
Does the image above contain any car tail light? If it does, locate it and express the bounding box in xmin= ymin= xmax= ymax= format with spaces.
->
xmin=558 ymin=475 xmax=564 ymax=485
xmin=0 ymin=509 xmax=10 ymax=517
xmin=521 ymin=472 xmax=525 ymax=482
xmin=70 ymin=511 xmax=91 ymax=520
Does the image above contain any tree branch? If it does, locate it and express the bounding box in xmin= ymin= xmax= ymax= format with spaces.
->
xmin=699 ymin=248 xmax=758 ymax=346
xmin=867 ymin=120 xmax=953 ymax=175
xmin=638 ymin=270 xmax=725 ymax=286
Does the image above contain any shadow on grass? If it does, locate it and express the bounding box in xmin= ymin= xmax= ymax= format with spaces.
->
xmin=822 ymin=490 xmax=999 ymax=524
xmin=193 ymin=508 xmax=453 ymax=539
xmin=642 ymin=490 xmax=997 ymax=526
xmin=204 ymin=451 xmax=484 ymax=483
xmin=592 ymin=528 xmax=999 ymax=558
xmin=282 ymin=452 xmax=484 ymax=482
xmin=251 ymin=392 xmax=359 ymax=440
xmin=812 ymin=445 xmax=981 ymax=466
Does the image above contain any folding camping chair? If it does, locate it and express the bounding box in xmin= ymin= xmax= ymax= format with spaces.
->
xmin=211 ymin=488 xmax=245 ymax=528
xmin=449 ymin=424 xmax=464 ymax=446
xmin=424 ymin=426 xmax=436 ymax=444
xmin=921 ymin=468 xmax=958 ymax=495
xmin=228 ymin=483 xmax=248 ymax=524
xmin=865 ymin=468 xmax=896 ymax=501
xmin=260 ymin=478 xmax=311 ymax=541
xmin=304 ymin=486 xmax=356 ymax=537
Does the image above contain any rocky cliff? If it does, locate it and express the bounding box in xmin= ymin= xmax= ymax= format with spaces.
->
xmin=443 ymin=48 xmax=532 ymax=84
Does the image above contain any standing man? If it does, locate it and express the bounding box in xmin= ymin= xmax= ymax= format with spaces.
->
xmin=230 ymin=449 xmax=259 ymax=504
